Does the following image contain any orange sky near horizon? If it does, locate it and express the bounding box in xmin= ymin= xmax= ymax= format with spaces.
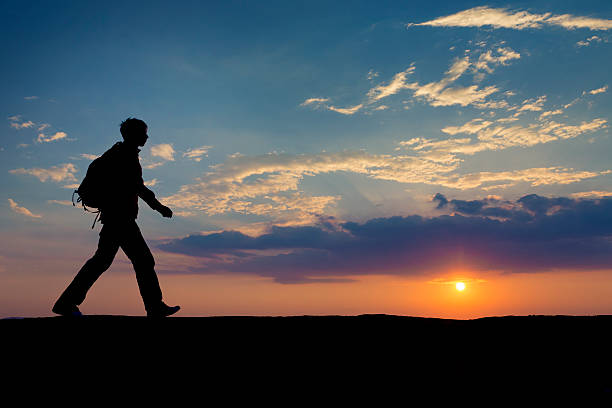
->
xmin=3 ymin=245 xmax=612 ymax=319
xmin=2 ymin=223 xmax=612 ymax=319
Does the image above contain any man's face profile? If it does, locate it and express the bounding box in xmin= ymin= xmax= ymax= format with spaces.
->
xmin=133 ymin=126 xmax=148 ymax=147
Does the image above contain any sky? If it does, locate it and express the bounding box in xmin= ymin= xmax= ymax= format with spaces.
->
xmin=2 ymin=0 xmax=612 ymax=318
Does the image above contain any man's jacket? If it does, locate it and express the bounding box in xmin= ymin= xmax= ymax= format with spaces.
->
xmin=99 ymin=142 xmax=158 ymax=222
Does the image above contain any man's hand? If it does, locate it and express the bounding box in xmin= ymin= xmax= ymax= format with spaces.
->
xmin=158 ymin=205 xmax=173 ymax=218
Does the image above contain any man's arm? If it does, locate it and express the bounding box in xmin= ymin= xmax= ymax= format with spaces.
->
xmin=138 ymin=184 xmax=173 ymax=218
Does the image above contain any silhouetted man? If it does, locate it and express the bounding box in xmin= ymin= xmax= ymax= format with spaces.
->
xmin=53 ymin=118 xmax=180 ymax=317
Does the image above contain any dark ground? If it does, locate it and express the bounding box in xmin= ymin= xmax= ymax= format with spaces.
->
xmin=3 ymin=314 xmax=612 ymax=401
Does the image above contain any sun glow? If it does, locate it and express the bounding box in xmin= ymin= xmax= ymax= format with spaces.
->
xmin=456 ymin=282 xmax=466 ymax=291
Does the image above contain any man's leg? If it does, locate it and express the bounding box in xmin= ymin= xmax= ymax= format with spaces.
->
xmin=119 ymin=221 xmax=163 ymax=311
xmin=54 ymin=224 xmax=120 ymax=309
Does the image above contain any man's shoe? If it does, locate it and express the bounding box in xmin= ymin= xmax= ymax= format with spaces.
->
xmin=146 ymin=302 xmax=180 ymax=318
xmin=52 ymin=302 xmax=83 ymax=317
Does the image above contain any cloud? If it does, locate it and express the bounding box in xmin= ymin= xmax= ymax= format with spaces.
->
xmin=80 ymin=153 xmax=99 ymax=160
xmin=577 ymin=35 xmax=603 ymax=47
xmin=8 ymin=199 xmax=42 ymax=218
xmin=409 ymin=6 xmax=612 ymax=31
xmin=547 ymin=14 xmax=612 ymax=30
xmin=417 ymin=85 xmax=499 ymax=107
xmin=407 ymin=56 xmax=503 ymax=107
xmin=163 ymin=150 xmax=458 ymax=216
xmin=473 ymin=47 xmax=521 ymax=73
xmin=303 ymin=47 xmax=521 ymax=114
xmin=9 ymin=163 xmax=78 ymax=183
xmin=539 ymin=118 xmax=608 ymax=140
xmin=366 ymin=66 xmax=415 ymax=102
xmin=300 ymin=97 xmax=330 ymax=107
xmin=517 ymin=96 xmax=547 ymax=112
xmin=10 ymin=120 xmax=35 ymax=130
xmin=164 ymin=114 xmax=610 ymax=220
xmin=571 ymin=191 xmax=612 ymax=198
xmin=37 ymin=123 xmax=50 ymax=131
xmin=47 ymin=199 xmax=73 ymax=206
xmin=435 ymin=167 xmax=606 ymax=190
xmin=472 ymin=100 xmax=510 ymax=109
xmin=23 ymin=96 xmax=38 ymax=100
xmin=158 ymin=195 xmax=612 ymax=283
xmin=37 ymin=131 xmax=68 ymax=143
xmin=150 ymin=143 xmax=175 ymax=161
xmin=367 ymin=70 xmax=379 ymax=80
xmin=539 ymin=109 xmax=564 ymax=120
xmin=441 ymin=118 xmax=493 ymax=135
xmin=326 ymin=104 xmax=364 ymax=115
xmin=496 ymin=116 xmax=519 ymax=123
xmin=144 ymin=179 xmax=158 ymax=187
xmin=404 ymin=117 xmax=608 ymax=163
xmin=589 ymin=85 xmax=608 ymax=95
xmin=183 ymin=146 xmax=212 ymax=162
xmin=143 ymin=161 xmax=166 ymax=170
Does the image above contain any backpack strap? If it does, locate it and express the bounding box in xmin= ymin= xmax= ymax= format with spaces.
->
xmin=72 ymin=188 xmax=101 ymax=229
xmin=91 ymin=211 xmax=101 ymax=229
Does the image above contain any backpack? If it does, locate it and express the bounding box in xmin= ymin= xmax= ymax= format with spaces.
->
xmin=72 ymin=144 xmax=117 ymax=228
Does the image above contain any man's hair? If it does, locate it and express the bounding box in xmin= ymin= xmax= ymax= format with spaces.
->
xmin=119 ymin=117 xmax=147 ymax=140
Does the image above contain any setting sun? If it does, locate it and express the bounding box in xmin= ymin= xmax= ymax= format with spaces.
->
xmin=456 ymin=282 xmax=466 ymax=291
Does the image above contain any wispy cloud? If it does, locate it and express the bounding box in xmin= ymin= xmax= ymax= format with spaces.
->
xmin=385 ymin=50 xmax=515 ymax=108
xmin=143 ymin=161 xmax=166 ymax=170
xmin=163 ymin=150 xmax=458 ymax=216
xmin=37 ymin=131 xmax=68 ymax=143
xmin=539 ymin=109 xmax=564 ymax=120
xmin=366 ymin=66 xmax=415 ymax=102
xmin=577 ymin=35 xmax=604 ymax=47
xmin=408 ymin=6 xmax=612 ymax=31
xmin=183 ymin=145 xmax=212 ymax=162
xmin=441 ymin=118 xmax=493 ymax=135
xmin=162 ymin=131 xmax=609 ymax=220
xmin=404 ymin=117 xmax=608 ymax=162
xmin=367 ymin=69 xmax=379 ymax=80
xmin=571 ymin=191 xmax=612 ymax=198
xmin=80 ymin=153 xmax=99 ymax=160
xmin=473 ymin=47 xmax=521 ymax=74
xmin=23 ymin=96 xmax=39 ymax=100
xmin=150 ymin=143 xmax=175 ymax=161
xmin=300 ymin=97 xmax=330 ymax=107
xmin=47 ymin=199 xmax=73 ymax=206
xmin=301 ymin=46 xmax=521 ymax=114
xmin=144 ymin=179 xmax=158 ymax=187
xmin=8 ymin=199 xmax=42 ymax=218
xmin=516 ymin=95 xmax=547 ymax=112
xmin=9 ymin=163 xmax=78 ymax=183
xmin=300 ymin=98 xmax=364 ymax=115
xmin=589 ymin=85 xmax=608 ymax=95
xmin=435 ymin=167 xmax=607 ymax=190
xmin=415 ymin=84 xmax=499 ymax=107
xmin=326 ymin=104 xmax=364 ymax=115
xmin=10 ymin=119 xmax=35 ymax=129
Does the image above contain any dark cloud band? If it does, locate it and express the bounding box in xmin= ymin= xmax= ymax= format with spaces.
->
xmin=158 ymin=194 xmax=612 ymax=283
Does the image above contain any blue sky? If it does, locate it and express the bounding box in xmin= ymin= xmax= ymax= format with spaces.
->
xmin=2 ymin=1 xmax=612 ymax=315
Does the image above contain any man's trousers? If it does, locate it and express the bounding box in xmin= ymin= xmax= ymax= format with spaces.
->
xmin=55 ymin=219 xmax=163 ymax=310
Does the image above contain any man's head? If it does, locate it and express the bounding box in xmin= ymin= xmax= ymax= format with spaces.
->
xmin=120 ymin=117 xmax=148 ymax=147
